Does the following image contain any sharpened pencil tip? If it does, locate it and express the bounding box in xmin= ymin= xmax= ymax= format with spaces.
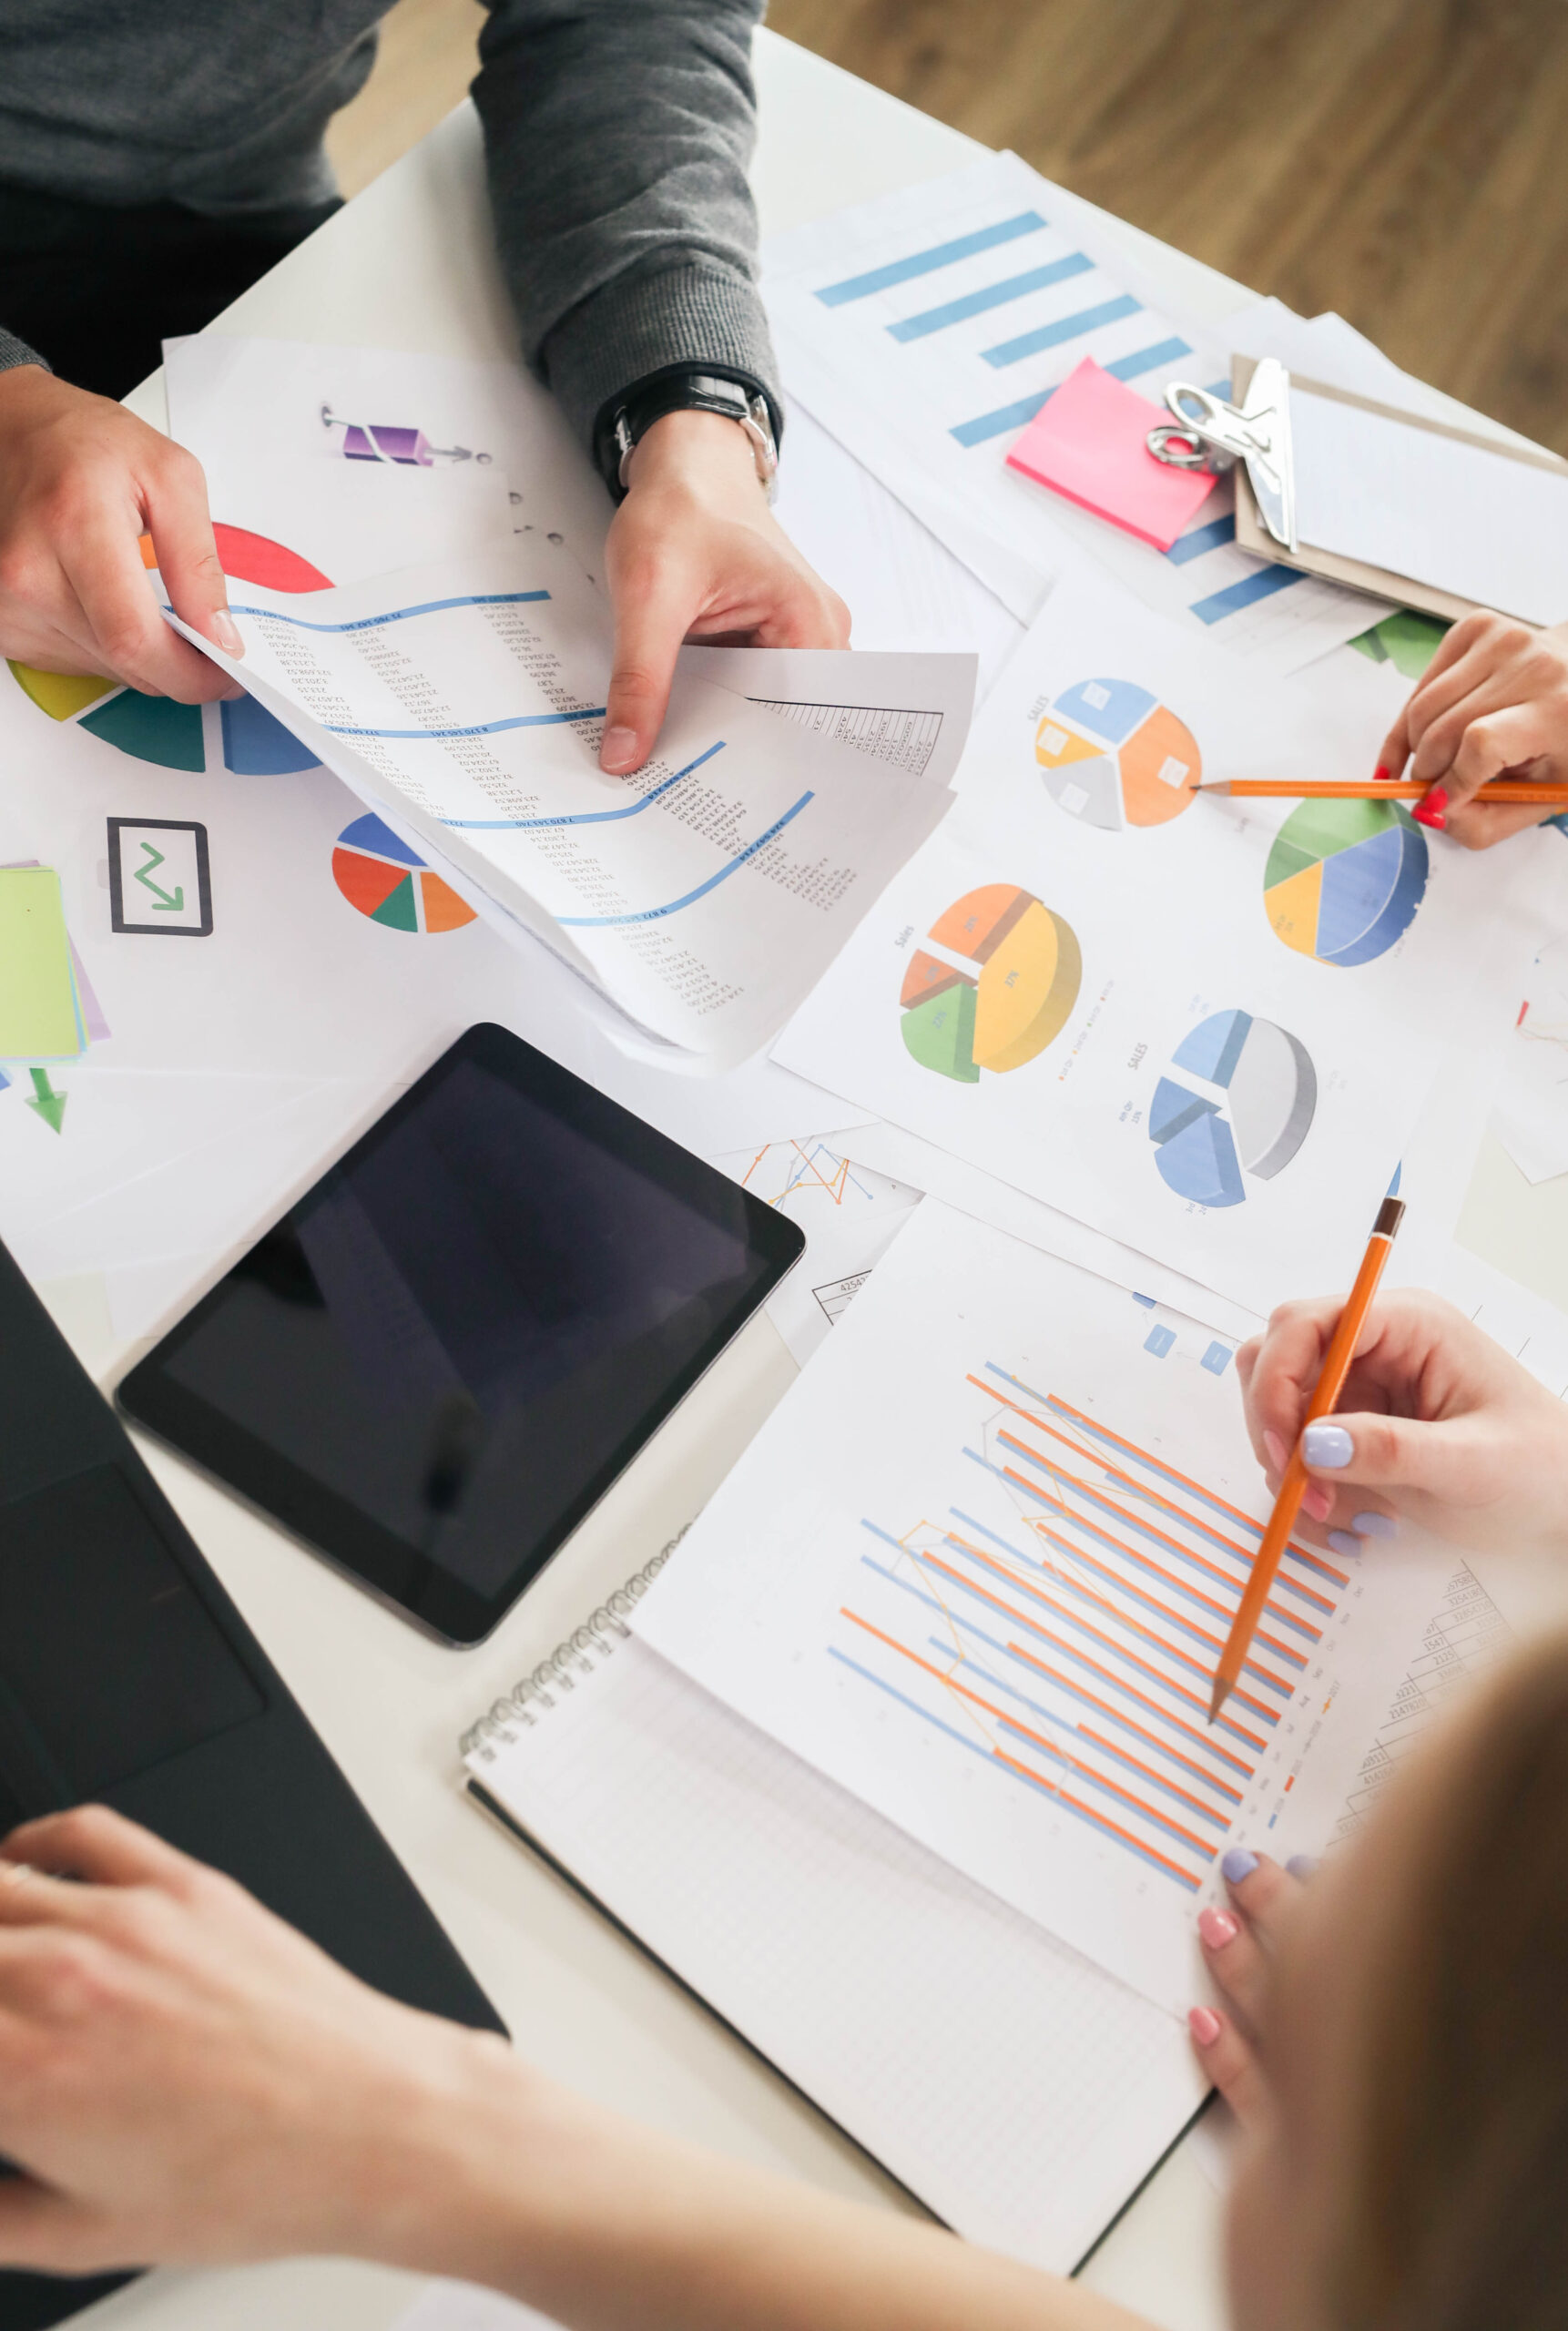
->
xmin=1208 ymin=1677 xmax=1231 ymax=1725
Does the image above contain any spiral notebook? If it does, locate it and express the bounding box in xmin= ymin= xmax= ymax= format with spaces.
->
xmin=459 ymin=1546 xmax=1207 ymax=2274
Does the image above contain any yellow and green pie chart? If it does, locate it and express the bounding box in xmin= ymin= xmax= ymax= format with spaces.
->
xmin=900 ymin=882 xmax=1081 ymax=1082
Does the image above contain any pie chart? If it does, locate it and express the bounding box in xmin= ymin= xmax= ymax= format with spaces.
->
xmin=1264 ymin=797 xmax=1428 ymax=967
xmin=1035 ymin=677 xmax=1199 ymax=830
xmin=1149 ymin=1009 xmax=1315 ymax=1208
xmin=6 ymin=524 xmax=328 ymax=777
xmin=332 ymin=813 xmax=476 ymax=935
xmin=900 ymin=882 xmax=1081 ymax=1083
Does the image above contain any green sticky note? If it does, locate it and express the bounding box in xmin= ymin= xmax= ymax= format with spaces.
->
xmin=0 ymin=868 xmax=86 ymax=1061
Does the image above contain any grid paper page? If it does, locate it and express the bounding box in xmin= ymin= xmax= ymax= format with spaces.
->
xmin=466 ymin=1634 xmax=1202 ymax=2272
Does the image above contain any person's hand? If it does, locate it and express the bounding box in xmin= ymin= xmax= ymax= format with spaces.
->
xmin=0 ymin=1805 xmax=514 ymax=2275
xmin=1377 ymin=609 xmax=1568 ymax=849
xmin=598 ymin=407 xmax=849 ymax=774
xmin=1187 ymin=1850 xmax=1306 ymax=2129
xmin=1236 ymin=1290 xmax=1568 ymax=1561
xmin=0 ymin=366 xmax=242 ymax=702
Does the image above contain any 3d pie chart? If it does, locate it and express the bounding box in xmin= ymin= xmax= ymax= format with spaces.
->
xmin=1264 ymin=797 xmax=1428 ymax=966
xmin=1034 ymin=677 xmax=1200 ymax=830
xmin=900 ymin=882 xmax=1081 ymax=1083
xmin=7 ymin=524 xmax=328 ymax=775
xmin=1149 ymin=1008 xmax=1316 ymax=1208
xmin=331 ymin=813 xmax=476 ymax=935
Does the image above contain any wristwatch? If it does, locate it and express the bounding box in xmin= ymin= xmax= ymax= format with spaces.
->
xmin=597 ymin=367 xmax=780 ymax=504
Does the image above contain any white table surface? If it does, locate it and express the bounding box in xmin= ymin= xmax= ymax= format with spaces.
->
xmin=45 ymin=32 xmax=1568 ymax=2331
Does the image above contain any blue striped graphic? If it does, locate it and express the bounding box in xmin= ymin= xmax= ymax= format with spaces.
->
xmin=888 ymin=251 xmax=1093 ymax=341
xmin=444 ymin=743 xmax=723 ymax=829
xmin=1190 ymin=565 xmax=1303 ymax=624
xmin=555 ymin=791 xmax=812 ymax=927
xmin=324 ymin=707 xmax=603 ymax=740
xmin=814 ymin=209 xmax=1045 ymax=305
xmin=1104 ymin=334 xmax=1193 ymax=381
xmin=983 ymin=292 xmax=1142 ymax=369
xmin=224 ymin=589 xmax=550 ymax=634
xmin=950 ymin=385 xmax=1055 ymax=447
xmin=1166 ymin=514 xmax=1237 ymax=565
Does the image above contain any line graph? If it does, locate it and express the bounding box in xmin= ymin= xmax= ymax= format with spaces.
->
xmin=832 ymin=1360 xmax=1346 ymax=1894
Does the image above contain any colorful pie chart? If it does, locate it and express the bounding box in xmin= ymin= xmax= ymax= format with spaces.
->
xmin=331 ymin=813 xmax=476 ymax=935
xmin=6 ymin=524 xmax=328 ymax=776
xmin=900 ymin=881 xmax=1081 ymax=1083
xmin=1035 ymin=677 xmax=1199 ymax=830
xmin=1264 ymin=797 xmax=1429 ymax=967
xmin=1149 ymin=1009 xmax=1316 ymax=1208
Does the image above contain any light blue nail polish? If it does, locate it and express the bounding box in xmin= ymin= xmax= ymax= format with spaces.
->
xmin=1286 ymin=1855 xmax=1319 ymax=1881
xmin=1220 ymin=1847 xmax=1257 ymax=1885
xmin=1328 ymin=1529 xmax=1363 ymax=1559
xmin=1353 ymin=1510 xmax=1398 ymax=1539
xmin=1302 ymin=1422 xmax=1354 ymax=1469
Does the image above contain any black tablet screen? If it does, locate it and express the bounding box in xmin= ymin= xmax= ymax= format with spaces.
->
xmin=118 ymin=1024 xmax=802 ymax=1643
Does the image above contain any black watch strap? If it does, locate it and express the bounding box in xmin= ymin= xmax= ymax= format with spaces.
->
xmin=595 ymin=365 xmax=780 ymax=503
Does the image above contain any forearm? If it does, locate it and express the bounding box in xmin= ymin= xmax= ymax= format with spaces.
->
xmin=473 ymin=0 xmax=779 ymax=453
xmin=382 ymin=2038 xmax=1149 ymax=2331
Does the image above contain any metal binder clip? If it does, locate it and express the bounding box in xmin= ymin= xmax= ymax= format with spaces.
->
xmin=1145 ymin=357 xmax=1296 ymax=551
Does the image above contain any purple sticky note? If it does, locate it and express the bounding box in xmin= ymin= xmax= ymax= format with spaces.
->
xmin=1006 ymin=358 xmax=1215 ymax=552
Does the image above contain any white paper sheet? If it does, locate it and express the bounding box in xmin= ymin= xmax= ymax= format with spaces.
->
xmin=708 ymin=1130 xmax=922 ymax=1362
xmin=391 ymin=2284 xmax=561 ymax=2331
xmin=679 ymin=642 xmax=977 ymax=789
xmin=766 ymin=154 xmax=1373 ymax=670
xmin=636 ymin=1201 xmax=1484 ymax=2015
xmin=1293 ymin=386 xmax=1568 ymax=625
xmin=769 ymin=399 xmax=1024 ymax=694
xmin=1493 ymin=915 xmax=1568 ymax=1184
xmin=163 ymin=331 xmax=611 ymax=585
xmin=773 ymin=568 xmax=1530 ymax=1314
xmin=165 ymin=540 xmax=954 ymax=1073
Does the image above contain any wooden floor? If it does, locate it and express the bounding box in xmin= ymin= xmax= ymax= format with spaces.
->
xmin=328 ymin=0 xmax=1568 ymax=452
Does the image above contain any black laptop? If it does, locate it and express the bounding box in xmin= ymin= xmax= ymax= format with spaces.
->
xmin=0 ymin=1237 xmax=504 ymax=2330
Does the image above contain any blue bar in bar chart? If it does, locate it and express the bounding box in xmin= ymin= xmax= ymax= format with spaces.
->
xmin=949 ymin=385 xmax=1055 ymax=447
xmin=1103 ymin=334 xmax=1192 ymax=382
xmin=815 ymin=209 xmax=1046 ymax=306
xmin=1166 ymin=514 xmax=1237 ymax=565
xmin=983 ymin=293 xmax=1142 ymax=369
xmin=1190 ymin=565 xmax=1304 ymax=624
xmin=888 ymin=251 xmax=1094 ymax=341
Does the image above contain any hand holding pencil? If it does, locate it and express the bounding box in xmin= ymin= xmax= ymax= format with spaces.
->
xmin=1374 ymin=606 xmax=1568 ymax=849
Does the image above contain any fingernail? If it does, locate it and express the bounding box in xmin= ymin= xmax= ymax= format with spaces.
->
xmin=600 ymin=724 xmax=640 ymax=771
xmin=1220 ymin=1847 xmax=1257 ymax=1885
xmin=1188 ymin=2006 xmax=1222 ymax=2046
xmin=1302 ymin=1423 xmax=1353 ymax=1469
xmin=1328 ymin=1529 xmax=1363 ymax=1558
xmin=1303 ymin=1484 xmax=1335 ymax=1522
xmin=1286 ymin=1854 xmax=1319 ymax=1880
xmin=1353 ymin=1510 xmax=1397 ymax=1539
xmin=1198 ymin=1906 xmax=1239 ymax=1949
xmin=1373 ymin=763 xmax=1395 ymax=781
xmin=210 ymin=609 xmax=243 ymax=657
xmin=1411 ymin=785 xmax=1448 ymax=830
xmin=1263 ymin=1429 xmax=1286 ymax=1472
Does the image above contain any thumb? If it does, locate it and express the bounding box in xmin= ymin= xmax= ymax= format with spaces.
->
xmin=1300 ymin=1410 xmax=1477 ymax=1505
xmin=602 ymin=563 xmax=691 ymax=777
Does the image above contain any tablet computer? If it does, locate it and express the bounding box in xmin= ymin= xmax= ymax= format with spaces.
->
xmin=117 ymin=1023 xmax=804 ymax=1644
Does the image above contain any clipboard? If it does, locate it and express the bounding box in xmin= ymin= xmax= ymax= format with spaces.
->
xmin=1227 ymin=354 xmax=1568 ymax=622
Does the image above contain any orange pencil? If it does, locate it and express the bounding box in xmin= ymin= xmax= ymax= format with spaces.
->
xmin=1199 ymin=780 xmax=1568 ymax=804
xmin=1209 ymin=1196 xmax=1405 ymax=1724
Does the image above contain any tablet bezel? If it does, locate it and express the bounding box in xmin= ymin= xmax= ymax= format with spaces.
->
xmin=117 ymin=1023 xmax=805 ymax=1645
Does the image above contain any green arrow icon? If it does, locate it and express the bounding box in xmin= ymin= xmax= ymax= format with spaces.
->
xmin=133 ymin=840 xmax=184 ymax=913
xmin=26 ymin=1067 xmax=66 ymax=1134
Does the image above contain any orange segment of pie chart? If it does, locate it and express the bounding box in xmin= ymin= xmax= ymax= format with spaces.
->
xmin=332 ymin=848 xmax=408 ymax=918
xmin=420 ymin=870 xmax=477 ymax=931
xmin=1119 ymin=704 xmax=1200 ymax=825
xmin=929 ymin=882 xmax=1033 ymax=962
xmin=1263 ymin=858 xmax=1323 ymax=957
xmin=900 ymin=948 xmax=970 ymax=1008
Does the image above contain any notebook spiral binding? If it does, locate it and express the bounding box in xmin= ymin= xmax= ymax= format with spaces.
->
xmin=460 ymin=1528 xmax=687 ymax=1761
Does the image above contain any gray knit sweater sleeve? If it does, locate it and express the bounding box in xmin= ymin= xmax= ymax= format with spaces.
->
xmin=473 ymin=0 xmax=779 ymax=456
xmin=0 ymin=329 xmax=47 ymax=375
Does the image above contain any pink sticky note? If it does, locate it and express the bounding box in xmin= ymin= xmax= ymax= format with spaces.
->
xmin=1006 ymin=358 xmax=1216 ymax=552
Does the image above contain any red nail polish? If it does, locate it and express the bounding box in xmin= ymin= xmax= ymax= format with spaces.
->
xmin=1188 ymin=2006 xmax=1222 ymax=2046
xmin=1412 ymin=786 xmax=1448 ymax=830
xmin=1373 ymin=764 xmax=1393 ymax=781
